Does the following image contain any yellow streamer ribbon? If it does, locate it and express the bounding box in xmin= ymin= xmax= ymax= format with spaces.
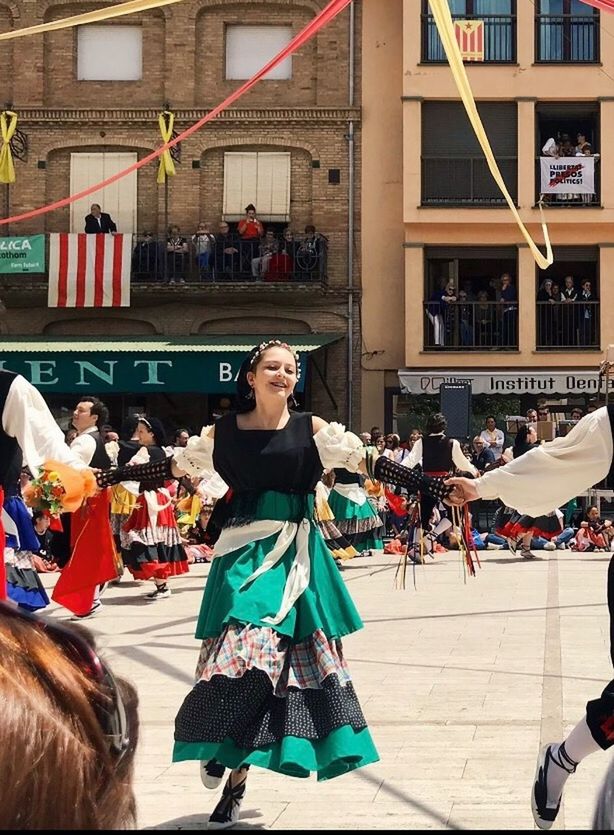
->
xmin=0 ymin=0 xmax=183 ymax=42
xmin=428 ymin=0 xmax=553 ymax=269
xmin=157 ymin=111 xmax=176 ymax=185
xmin=0 ymin=111 xmax=17 ymax=184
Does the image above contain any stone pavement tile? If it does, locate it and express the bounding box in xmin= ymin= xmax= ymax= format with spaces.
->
xmin=139 ymin=796 xmax=289 ymax=830
xmin=271 ymin=801 xmax=452 ymax=830
xmin=448 ymin=802 xmax=534 ymax=830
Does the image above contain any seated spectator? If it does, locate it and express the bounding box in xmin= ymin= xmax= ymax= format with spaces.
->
xmin=573 ymin=507 xmax=613 ymax=552
xmin=192 ymin=222 xmax=216 ymax=280
xmin=214 ymin=221 xmax=240 ymax=279
xmin=132 ymin=232 xmax=160 ymax=281
xmin=166 ymin=225 xmax=188 ymax=285
xmin=252 ymin=229 xmax=278 ymax=279
xmin=237 ymin=204 xmax=264 ymax=273
xmin=526 ymin=409 xmax=538 ymax=423
xmin=570 ymin=407 xmax=584 ymax=422
xmin=479 ymin=416 xmax=505 ymax=461
xmin=0 ymin=602 xmax=138 ymax=828
xmin=471 ymin=436 xmax=496 ymax=474
xmin=181 ymin=506 xmax=215 ymax=564
xmin=31 ymin=511 xmax=58 ymax=573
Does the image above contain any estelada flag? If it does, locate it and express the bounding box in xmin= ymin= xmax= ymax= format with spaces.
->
xmin=51 ymin=489 xmax=119 ymax=616
xmin=453 ymin=19 xmax=485 ymax=62
xmin=48 ymin=233 xmax=132 ymax=308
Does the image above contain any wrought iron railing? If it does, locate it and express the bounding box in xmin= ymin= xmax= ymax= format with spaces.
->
xmin=421 ymin=14 xmax=516 ymax=63
xmin=422 ymin=156 xmax=517 ymax=205
xmin=423 ymin=300 xmax=518 ymax=351
xmin=536 ymin=14 xmax=599 ymax=62
xmin=536 ymin=299 xmax=599 ymax=350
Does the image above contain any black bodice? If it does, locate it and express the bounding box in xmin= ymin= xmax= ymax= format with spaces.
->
xmin=333 ymin=467 xmax=360 ymax=485
xmin=212 ymin=411 xmax=323 ymax=494
xmin=422 ymin=435 xmax=453 ymax=472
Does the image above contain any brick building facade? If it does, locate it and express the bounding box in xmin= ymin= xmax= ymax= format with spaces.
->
xmin=0 ymin=0 xmax=361 ymax=432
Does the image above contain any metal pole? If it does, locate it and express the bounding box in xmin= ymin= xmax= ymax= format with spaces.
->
xmin=163 ymin=177 xmax=168 ymax=282
xmin=346 ymin=0 xmax=355 ymax=430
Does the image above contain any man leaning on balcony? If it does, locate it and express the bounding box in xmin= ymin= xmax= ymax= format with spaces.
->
xmin=84 ymin=203 xmax=117 ymax=234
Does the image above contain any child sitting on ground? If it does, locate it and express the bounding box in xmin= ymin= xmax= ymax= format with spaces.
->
xmin=573 ymin=506 xmax=613 ymax=552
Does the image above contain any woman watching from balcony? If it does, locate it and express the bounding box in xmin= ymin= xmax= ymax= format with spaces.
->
xmin=537 ymin=278 xmax=555 ymax=346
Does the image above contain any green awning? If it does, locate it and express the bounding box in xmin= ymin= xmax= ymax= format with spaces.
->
xmin=0 ymin=334 xmax=343 ymax=394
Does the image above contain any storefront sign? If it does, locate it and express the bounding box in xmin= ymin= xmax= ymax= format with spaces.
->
xmin=0 ymin=352 xmax=307 ymax=394
xmin=539 ymin=156 xmax=595 ymax=195
xmin=399 ymin=369 xmax=607 ymax=396
xmin=0 ymin=235 xmax=45 ymax=273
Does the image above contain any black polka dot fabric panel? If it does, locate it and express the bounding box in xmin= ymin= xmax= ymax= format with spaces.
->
xmin=175 ymin=669 xmax=368 ymax=747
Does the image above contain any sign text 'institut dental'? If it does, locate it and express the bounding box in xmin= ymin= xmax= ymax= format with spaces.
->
xmin=399 ymin=370 xmax=608 ymax=396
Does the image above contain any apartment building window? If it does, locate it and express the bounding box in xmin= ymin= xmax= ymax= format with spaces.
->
xmin=422 ymin=102 xmax=517 ymax=206
xmin=223 ymin=152 xmax=291 ymax=222
xmin=423 ymin=247 xmax=518 ymax=352
xmin=421 ymin=0 xmax=516 ymax=63
xmin=536 ymin=102 xmax=600 ymax=207
xmin=536 ymin=0 xmax=599 ymax=62
xmin=536 ymin=247 xmax=599 ymax=351
xmin=226 ymin=26 xmax=292 ymax=80
xmin=77 ymin=26 xmax=143 ymax=81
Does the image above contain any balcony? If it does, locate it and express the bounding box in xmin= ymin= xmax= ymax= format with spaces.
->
xmin=537 ymin=300 xmax=599 ymax=350
xmin=423 ymin=301 xmax=518 ymax=351
xmin=536 ymin=14 xmax=599 ymax=62
xmin=0 ymin=232 xmax=329 ymax=296
xmin=536 ymin=155 xmax=600 ymax=207
xmin=421 ymin=13 xmax=516 ymax=63
xmin=422 ymin=156 xmax=517 ymax=206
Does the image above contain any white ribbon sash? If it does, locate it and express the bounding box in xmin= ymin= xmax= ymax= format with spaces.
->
xmin=333 ymin=482 xmax=367 ymax=506
xmin=214 ymin=518 xmax=312 ymax=626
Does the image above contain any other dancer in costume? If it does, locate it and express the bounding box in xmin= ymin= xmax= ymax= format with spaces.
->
xmin=120 ymin=417 xmax=189 ymax=600
xmin=97 ymin=339 xmax=450 ymax=830
xmin=494 ymin=424 xmax=562 ymax=560
xmin=445 ymin=405 xmax=614 ymax=830
xmin=0 ymin=370 xmax=90 ymax=600
xmin=327 ymin=467 xmax=383 ymax=556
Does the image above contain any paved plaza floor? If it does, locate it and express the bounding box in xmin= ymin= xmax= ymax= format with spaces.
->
xmin=43 ymin=547 xmax=614 ymax=830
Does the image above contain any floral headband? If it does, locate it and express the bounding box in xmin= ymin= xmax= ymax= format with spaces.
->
xmin=249 ymin=339 xmax=301 ymax=381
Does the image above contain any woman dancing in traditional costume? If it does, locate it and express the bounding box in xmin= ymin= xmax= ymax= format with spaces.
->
xmin=98 ymin=339 xmax=449 ymax=830
xmin=327 ymin=467 xmax=383 ymax=556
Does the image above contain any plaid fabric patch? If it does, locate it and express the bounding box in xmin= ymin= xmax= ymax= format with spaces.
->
xmin=195 ymin=623 xmax=351 ymax=696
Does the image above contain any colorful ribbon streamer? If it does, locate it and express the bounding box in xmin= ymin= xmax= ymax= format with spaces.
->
xmin=0 ymin=0 xmax=352 ymax=227
xmin=157 ymin=111 xmax=176 ymax=184
xmin=0 ymin=111 xmax=17 ymax=184
xmin=0 ymin=0 xmax=183 ymax=42
xmin=579 ymin=0 xmax=614 ymax=12
xmin=428 ymin=0 xmax=553 ymax=269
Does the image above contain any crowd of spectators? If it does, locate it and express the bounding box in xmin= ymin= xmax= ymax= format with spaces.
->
xmin=541 ymin=130 xmax=600 ymax=205
xmin=131 ymin=204 xmax=328 ymax=284
xmin=537 ymin=274 xmax=598 ymax=346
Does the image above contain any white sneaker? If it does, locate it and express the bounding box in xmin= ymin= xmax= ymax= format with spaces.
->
xmin=544 ymin=542 xmax=556 ymax=551
xmin=201 ymin=760 xmax=226 ymax=790
xmin=486 ymin=542 xmax=504 ymax=550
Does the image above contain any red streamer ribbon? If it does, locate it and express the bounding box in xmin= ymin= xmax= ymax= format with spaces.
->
xmin=0 ymin=0 xmax=352 ymax=227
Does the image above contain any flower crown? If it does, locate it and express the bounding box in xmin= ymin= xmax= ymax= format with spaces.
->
xmin=249 ymin=339 xmax=301 ymax=380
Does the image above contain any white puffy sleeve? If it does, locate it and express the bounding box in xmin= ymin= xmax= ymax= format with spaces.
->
xmin=173 ymin=425 xmax=217 ymax=478
xmin=313 ymin=422 xmax=365 ymax=472
xmin=476 ymin=408 xmax=612 ymax=516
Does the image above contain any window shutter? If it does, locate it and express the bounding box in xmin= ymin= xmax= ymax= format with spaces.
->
xmin=224 ymin=152 xmax=290 ymax=221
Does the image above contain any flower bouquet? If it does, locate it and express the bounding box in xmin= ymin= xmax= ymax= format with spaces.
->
xmin=23 ymin=460 xmax=97 ymax=518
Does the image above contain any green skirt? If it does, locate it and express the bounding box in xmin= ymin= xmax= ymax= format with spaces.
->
xmin=173 ymin=490 xmax=379 ymax=780
xmin=327 ymin=488 xmax=384 ymax=552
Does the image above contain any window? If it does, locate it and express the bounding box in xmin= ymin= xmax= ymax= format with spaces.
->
xmin=536 ymin=0 xmax=599 ymax=62
xmin=223 ymin=152 xmax=291 ymax=222
xmin=421 ymin=102 xmax=517 ymax=205
xmin=536 ymin=247 xmax=599 ymax=351
xmin=77 ymin=26 xmax=142 ymax=81
xmin=70 ymin=153 xmax=137 ymax=233
xmin=423 ymin=247 xmax=518 ymax=351
xmin=536 ymin=102 xmax=600 ymax=207
xmin=226 ymin=26 xmax=292 ymax=80
xmin=422 ymin=0 xmax=516 ymax=63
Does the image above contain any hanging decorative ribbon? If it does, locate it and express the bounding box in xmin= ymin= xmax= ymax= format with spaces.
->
xmin=0 ymin=111 xmax=17 ymax=184
xmin=157 ymin=111 xmax=176 ymax=185
xmin=0 ymin=0 xmax=183 ymax=42
xmin=428 ymin=0 xmax=553 ymax=269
